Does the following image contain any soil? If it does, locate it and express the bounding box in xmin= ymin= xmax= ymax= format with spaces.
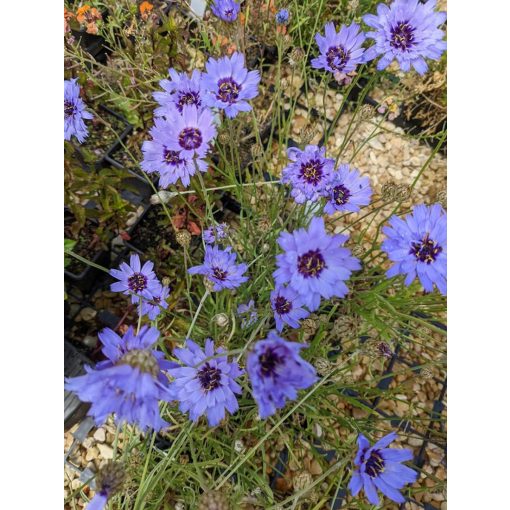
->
xmin=64 ymin=213 xmax=106 ymax=276
xmin=82 ymin=108 xmax=127 ymax=160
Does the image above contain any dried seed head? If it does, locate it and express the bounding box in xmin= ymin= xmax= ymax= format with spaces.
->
xmin=332 ymin=315 xmax=361 ymax=338
xmin=299 ymin=125 xmax=317 ymax=145
xmin=234 ymin=439 xmax=245 ymax=453
xmin=150 ymin=190 xmax=177 ymax=205
xmin=358 ymin=104 xmax=375 ymax=121
xmin=351 ymin=245 xmax=364 ymax=258
xmin=197 ymin=490 xmax=230 ymax=510
xmin=280 ymin=77 xmax=290 ymax=89
xmin=175 ymin=502 xmax=186 ymax=510
xmin=282 ymin=34 xmax=293 ymax=49
xmin=301 ymin=316 xmax=319 ymax=335
xmin=95 ymin=461 xmax=126 ymax=497
xmin=419 ymin=366 xmax=434 ymax=379
xmin=161 ymin=276 xmax=171 ymax=287
xmin=436 ymin=190 xmax=447 ymax=208
xmin=213 ymin=313 xmax=230 ymax=328
xmin=348 ymin=0 xmax=359 ymax=11
xmin=381 ymin=181 xmax=398 ymax=201
xmin=395 ymin=183 xmax=412 ymax=201
xmin=257 ymin=217 xmax=272 ymax=233
xmin=250 ymin=143 xmax=263 ymax=159
xmin=176 ymin=230 xmax=191 ymax=248
xmin=293 ymin=471 xmax=313 ymax=492
xmin=288 ymin=47 xmax=305 ymax=67
xmin=313 ymin=357 xmax=332 ymax=376
xmin=218 ymin=131 xmax=231 ymax=144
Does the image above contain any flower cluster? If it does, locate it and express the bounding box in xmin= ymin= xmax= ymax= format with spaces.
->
xmin=109 ymin=254 xmax=171 ymax=320
xmin=282 ymin=147 xmax=373 ymax=214
xmin=141 ymin=53 xmax=260 ymax=188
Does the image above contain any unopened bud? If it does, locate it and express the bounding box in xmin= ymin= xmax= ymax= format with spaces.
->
xmin=299 ymin=125 xmax=317 ymax=145
xmin=288 ymin=47 xmax=305 ymax=67
xmin=213 ymin=313 xmax=229 ymax=328
xmin=150 ymin=190 xmax=177 ymax=205
xmin=358 ymin=104 xmax=375 ymax=121
xmin=198 ymin=490 xmax=230 ymax=510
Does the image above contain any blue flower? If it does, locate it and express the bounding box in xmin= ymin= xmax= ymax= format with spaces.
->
xmin=64 ymin=79 xmax=93 ymax=143
xmin=65 ymin=326 xmax=176 ymax=431
xmin=211 ymin=0 xmax=241 ymax=22
xmin=349 ymin=432 xmax=418 ymax=505
xmin=188 ymin=245 xmax=249 ymax=291
xmin=202 ymin=52 xmax=261 ymax=118
xmin=109 ymin=254 xmax=161 ymax=304
xmin=382 ymin=204 xmax=446 ymax=295
xmin=322 ymin=163 xmax=372 ymax=214
xmin=140 ymin=283 xmax=171 ymax=320
xmin=153 ymin=69 xmax=205 ymax=116
xmin=275 ymin=9 xmax=290 ymax=25
xmin=270 ymin=286 xmax=310 ymax=332
xmin=141 ymin=106 xmax=216 ymax=188
xmin=311 ymin=22 xmax=370 ymax=75
xmin=247 ymin=331 xmax=318 ymax=418
xmin=203 ymin=222 xmax=229 ymax=245
xmin=281 ymin=145 xmax=335 ymax=204
xmin=237 ymin=299 xmax=258 ymax=329
xmin=168 ymin=338 xmax=244 ymax=426
xmin=273 ymin=216 xmax=361 ymax=311
xmin=363 ymin=0 xmax=447 ymax=75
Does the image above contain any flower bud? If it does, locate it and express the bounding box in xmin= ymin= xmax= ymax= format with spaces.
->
xmin=198 ymin=490 xmax=230 ymax=510
xmin=213 ymin=313 xmax=230 ymax=328
xmin=176 ymin=230 xmax=191 ymax=249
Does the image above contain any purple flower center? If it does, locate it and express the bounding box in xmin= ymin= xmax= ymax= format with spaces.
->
xmin=274 ymin=296 xmax=292 ymax=315
xmin=128 ymin=272 xmax=148 ymax=293
xmin=64 ymin=100 xmax=76 ymax=118
xmin=178 ymin=127 xmax=203 ymax=150
xmin=164 ymin=148 xmax=184 ymax=166
xmin=326 ymin=45 xmax=350 ymax=71
xmin=259 ymin=347 xmax=284 ymax=377
xmin=212 ymin=266 xmax=228 ymax=281
xmin=216 ymin=77 xmax=241 ymax=104
xmin=298 ymin=249 xmax=326 ymax=278
xmin=365 ymin=449 xmax=385 ymax=478
xmin=410 ymin=234 xmax=442 ymax=264
xmin=333 ymin=184 xmax=351 ymax=205
xmin=300 ymin=159 xmax=325 ymax=185
xmin=390 ymin=21 xmax=416 ymax=51
xmin=197 ymin=362 xmax=222 ymax=392
xmin=177 ymin=91 xmax=201 ymax=112
xmin=224 ymin=8 xmax=234 ymax=18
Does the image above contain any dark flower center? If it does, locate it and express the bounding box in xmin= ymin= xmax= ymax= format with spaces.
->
xmin=300 ymin=159 xmax=325 ymax=185
xmin=224 ymin=8 xmax=234 ymax=18
xmin=64 ymin=100 xmax=76 ymax=118
xmin=298 ymin=249 xmax=326 ymax=278
xmin=333 ymin=184 xmax=351 ymax=205
xmin=119 ymin=349 xmax=159 ymax=377
xmin=197 ymin=362 xmax=222 ymax=392
xmin=410 ymin=234 xmax=442 ymax=264
xmin=212 ymin=266 xmax=228 ymax=281
xmin=274 ymin=296 xmax=292 ymax=315
xmin=177 ymin=91 xmax=201 ymax=112
xmin=259 ymin=347 xmax=284 ymax=377
xmin=326 ymin=45 xmax=350 ymax=71
xmin=179 ymin=127 xmax=203 ymax=150
xmin=163 ymin=148 xmax=184 ymax=166
xmin=128 ymin=272 xmax=148 ymax=293
xmin=216 ymin=77 xmax=241 ymax=104
xmin=390 ymin=21 xmax=416 ymax=51
xmin=365 ymin=449 xmax=385 ymax=478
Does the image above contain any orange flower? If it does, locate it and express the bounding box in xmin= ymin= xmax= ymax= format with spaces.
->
xmin=64 ymin=7 xmax=74 ymax=34
xmin=140 ymin=1 xmax=154 ymax=20
xmin=76 ymin=5 xmax=90 ymax=24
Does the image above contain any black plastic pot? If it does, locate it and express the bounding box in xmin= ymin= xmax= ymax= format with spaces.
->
xmin=70 ymin=9 xmax=110 ymax=64
xmin=64 ymin=339 xmax=92 ymax=431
